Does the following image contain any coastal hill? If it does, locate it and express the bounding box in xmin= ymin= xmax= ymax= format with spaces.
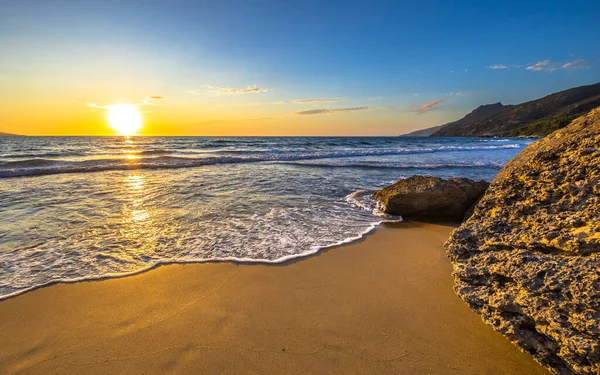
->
xmin=446 ymin=107 xmax=600 ymax=374
xmin=432 ymin=82 xmax=600 ymax=137
xmin=400 ymin=123 xmax=447 ymax=137
xmin=401 ymin=102 xmax=507 ymax=137
xmin=0 ymin=132 xmax=22 ymax=136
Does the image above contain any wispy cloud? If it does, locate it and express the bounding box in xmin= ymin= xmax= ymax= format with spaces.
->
xmin=291 ymin=98 xmax=341 ymax=104
xmin=446 ymin=91 xmax=467 ymax=97
xmin=526 ymin=60 xmax=557 ymax=72
xmin=87 ymin=95 xmax=162 ymax=109
xmin=188 ymin=117 xmax=275 ymax=126
xmin=412 ymin=98 xmax=447 ymax=114
xmin=368 ymin=96 xmax=382 ymax=101
xmin=187 ymin=85 xmax=268 ymax=96
xmin=561 ymin=59 xmax=589 ymax=70
xmin=140 ymin=95 xmax=163 ymax=105
xmin=294 ymin=107 xmax=370 ymax=116
xmin=525 ymin=59 xmax=589 ymax=72
xmin=489 ymin=59 xmax=590 ymax=72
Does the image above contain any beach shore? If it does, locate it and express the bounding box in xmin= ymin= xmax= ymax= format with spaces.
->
xmin=0 ymin=221 xmax=547 ymax=374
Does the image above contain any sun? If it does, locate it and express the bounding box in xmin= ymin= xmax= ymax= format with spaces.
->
xmin=107 ymin=104 xmax=143 ymax=135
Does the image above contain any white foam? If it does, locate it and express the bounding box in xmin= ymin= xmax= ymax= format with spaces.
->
xmin=0 ymin=214 xmax=400 ymax=301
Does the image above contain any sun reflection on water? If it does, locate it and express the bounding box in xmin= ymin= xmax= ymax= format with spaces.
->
xmin=122 ymin=174 xmax=149 ymax=224
xmin=125 ymin=174 xmax=145 ymax=190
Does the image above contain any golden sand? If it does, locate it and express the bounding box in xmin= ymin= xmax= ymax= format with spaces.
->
xmin=0 ymin=222 xmax=547 ymax=374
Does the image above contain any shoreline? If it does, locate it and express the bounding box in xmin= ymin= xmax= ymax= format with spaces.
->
xmin=0 ymin=217 xmax=399 ymax=302
xmin=0 ymin=221 xmax=547 ymax=374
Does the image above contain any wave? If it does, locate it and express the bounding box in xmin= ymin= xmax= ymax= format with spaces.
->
xmin=127 ymin=149 xmax=172 ymax=155
xmin=0 ymin=187 xmax=404 ymax=301
xmin=0 ymin=151 xmax=87 ymax=159
xmin=344 ymin=189 xmax=399 ymax=218
xmin=0 ymin=220 xmax=386 ymax=301
xmin=282 ymin=161 xmax=505 ymax=170
xmin=0 ymin=144 xmax=522 ymax=178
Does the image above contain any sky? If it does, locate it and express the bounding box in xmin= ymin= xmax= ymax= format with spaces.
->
xmin=1 ymin=0 xmax=599 ymax=136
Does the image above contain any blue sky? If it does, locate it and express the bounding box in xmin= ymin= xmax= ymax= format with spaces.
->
xmin=1 ymin=0 xmax=600 ymax=135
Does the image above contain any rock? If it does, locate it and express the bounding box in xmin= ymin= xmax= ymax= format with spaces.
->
xmin=373 ymin=175 xmax=489 ymax=220
xmin=445 ymin=108 xmax=600 ymax=375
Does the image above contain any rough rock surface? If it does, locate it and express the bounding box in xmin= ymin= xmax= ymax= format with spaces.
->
xmin=373 ymin=175 xmax=489 ymax=220
xmin=446 ymin=108 xmax=600 ymax=374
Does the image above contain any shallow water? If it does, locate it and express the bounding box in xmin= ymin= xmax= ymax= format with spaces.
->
xmin=0 ymin=136 xmax=534 ymax=299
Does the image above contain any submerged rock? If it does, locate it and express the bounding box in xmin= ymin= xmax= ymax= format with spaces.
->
xmin=446 ymin=108 xmax=600 ymax=375
xmin=373 ymin=175 xmax=489 ymax=220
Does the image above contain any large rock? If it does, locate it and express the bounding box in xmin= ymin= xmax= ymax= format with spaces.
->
xmin=373 ymin=175 xmax=489 ymax=220
xmin=446 ymin=108 xmax=600 ymax=374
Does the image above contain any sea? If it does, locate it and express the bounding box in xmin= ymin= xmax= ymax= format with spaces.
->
xmin=0 ymin=136 xmax=534 ymax=299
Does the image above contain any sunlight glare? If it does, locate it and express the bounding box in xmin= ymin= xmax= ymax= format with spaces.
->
xmin=107 ymin=104 xmax=142 ymax=135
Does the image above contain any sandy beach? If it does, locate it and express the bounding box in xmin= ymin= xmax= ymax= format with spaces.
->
xmin=0 ymin=221 xmax=547 ymax=374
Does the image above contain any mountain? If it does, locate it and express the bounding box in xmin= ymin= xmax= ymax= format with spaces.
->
xmin=401 ymin=102 xmax=507 ymax=137
xmin=432 ymin=82 xmax=600 ymax=137
xmin=400 ymin=124 xmax=448 ymax=137
xmin=0 ymin=132 xmax=22 ymax=136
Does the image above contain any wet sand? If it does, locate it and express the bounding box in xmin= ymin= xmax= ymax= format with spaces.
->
xmin=0 ymin=221 xmax=547 ymax=374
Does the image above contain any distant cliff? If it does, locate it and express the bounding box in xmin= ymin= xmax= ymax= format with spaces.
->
xmin=400 ymin=124 xmax=448 ymax=137
xmin=433 ymin=82 xmax=600 ymax=137
xmin=0 ymin=132 xmax=22 ymax=136
xmin=401 ymin=103 xmax=506 ymax=137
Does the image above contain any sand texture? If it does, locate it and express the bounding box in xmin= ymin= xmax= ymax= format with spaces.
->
xmin=0 ymin=222 xmax=547 ymax=374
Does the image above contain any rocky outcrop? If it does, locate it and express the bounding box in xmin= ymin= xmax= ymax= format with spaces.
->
xmin=373 ymin=176 xmax=489 ymax=220
xmin=446 ymin=108 xmax=600 ymax=374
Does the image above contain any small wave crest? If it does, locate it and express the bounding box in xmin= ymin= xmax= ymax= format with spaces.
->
xmin=345 ymin=189 xmax=401 ymax=219
xmin=283 ymin=161 xmax=505 ymax=170
xmin=0 ymin=144 xmax=523 ymax=178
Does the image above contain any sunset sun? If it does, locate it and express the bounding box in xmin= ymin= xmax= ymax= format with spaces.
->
xmin=107 ymin=104 xmax=142 ymax=135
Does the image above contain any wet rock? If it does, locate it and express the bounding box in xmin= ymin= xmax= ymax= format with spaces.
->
xmin=446 ymin=108 xmax=600 ymax=375
xmin=373 ymin=175 xmax=489 ymax=220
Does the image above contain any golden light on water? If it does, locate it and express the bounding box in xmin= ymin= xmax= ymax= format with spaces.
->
xmin=107 ymin=104 xmax=142 ymax=135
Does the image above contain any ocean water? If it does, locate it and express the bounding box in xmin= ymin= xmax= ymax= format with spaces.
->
xmin=0 ymin=136 xmax=534 ymax=299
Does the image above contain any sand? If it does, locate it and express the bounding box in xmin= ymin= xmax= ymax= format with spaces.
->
xmin=0 ymin=221 xmax=548 ymax=374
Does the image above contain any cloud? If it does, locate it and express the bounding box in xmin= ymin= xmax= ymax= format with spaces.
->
xmin=413 ymin=98 xmax=447 ymax=114
xmin=486 ymin=59 xmax=590 ymax=72
xmin=291 ymin=98 xmax=341 ymax=104
xmin=446 ymin=91 xmax=467 ymax=97
xmin=237 ymin=98 xmax=342 ymax=106
xmin=187 ymin=85 xmax=268 ymax=96
xmin=525 ymin=59 xmax=590 ymax=72
xmin=294 ymin=107 xmax=370 ymax=115
xmin=561 ymin=59 xmax=589 ymax=70
xmin=368 ymin=96 xmax=382 ymax=101
xmin=141 ymin=95 xmax=163 ymax=105
xmin=189 ymin=117 xmax=275 ymax=126
xmin=87 ymin=95 xmax=162 ymax=109
xmin=526 ymin=60 xmax=558 ymax=71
